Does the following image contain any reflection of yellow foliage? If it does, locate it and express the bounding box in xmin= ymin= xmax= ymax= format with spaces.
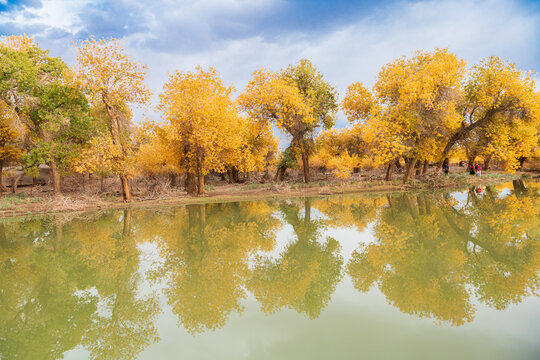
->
xmin=347 ymin=190 xmax=540 ymax=326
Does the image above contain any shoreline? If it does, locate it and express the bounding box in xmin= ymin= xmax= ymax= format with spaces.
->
xmin=0 ymin=172 xmax=528 ymax=220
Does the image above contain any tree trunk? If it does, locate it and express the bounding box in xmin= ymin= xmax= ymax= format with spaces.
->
xmin=119 ymin=174 xmax=131 ymax=202
xmin=395 ymin=159 xmax=402 ymax=170
xmin=385 ymin=162 xmax=394 ymax=181
xmin=484 ymin=154 xmax=492 ymax=170
xmin=50 ymin=160 xmax=61 ymax=196
xmin=415 ymin=161 xmax=422 ymax=176
xmin=103 ymin=96 xmax=132 ymax=202
xmin=467 ymin=156 xmax=476 ymax=170
xmin=12 ymin=174 xmax=22 ymax=193
xmin=421 ymin=160 xmax=429 ymax=175
xmin=186 ymin=172 xmax=197 ymax=195
xmin=275 ymin=166 xmax=286 ymax=182
xmin=169 ymin=173 xmax=177 ymax=187
xmin=518 ymin=156 xmax=527 ymax=169
xmin=301 ymin=150 xmax=310 ymax=183
xmin=0 ymin=160 xmax=6 ymax=195
xmin=402 ymin=157 xmax=417 ymax=183
xmin=100 ymin=176 xmax=105 ymax=192
xmin=232 ymin=167 xmax=240 ymax=183
xmin=197 ymin=173 xmax=205 ymax=195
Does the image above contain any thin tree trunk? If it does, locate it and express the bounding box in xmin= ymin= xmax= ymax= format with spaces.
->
xmin=402 ymin=157 xmax=417 ymax=183
xmin=12 ymin=174 xmax=22 ymax=193
xmin=103 ymin=96 xmax=132 ymax=202
xmin=0 ymin=160 xmax=6 ymax=195
xmin=421 ymin=160 xmax=429 ymax=175
xmin=100 ymin=176 xmax=105 ymax=192
xmin=120 ymin=174 xmax=131 ymax=202
xmin=385 ymin=162 xmax=394 ymax=181
xmin=415 ymin=161 xmax=422 ymax=176
xmin=50 ymin=160 xmax=61 ymax=196
xmin=301 ymin=150 xmax=310 ymax=183
xmin=395 ymin=159 xmax=402 ymax=170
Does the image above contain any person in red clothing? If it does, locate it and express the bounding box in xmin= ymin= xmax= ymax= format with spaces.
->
xmin=475 ymin=163 xmax=482 ymax=176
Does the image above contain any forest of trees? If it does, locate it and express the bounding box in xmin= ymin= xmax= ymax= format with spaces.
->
xmin=1 ymin=35 xmax=539 ymax=200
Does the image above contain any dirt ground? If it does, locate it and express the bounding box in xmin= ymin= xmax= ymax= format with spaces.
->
xmin=0 ymin=163 xmax=533 ymax=219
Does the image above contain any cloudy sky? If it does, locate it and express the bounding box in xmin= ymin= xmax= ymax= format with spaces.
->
xmin=1 ymin=0 xmax=539 ymax=128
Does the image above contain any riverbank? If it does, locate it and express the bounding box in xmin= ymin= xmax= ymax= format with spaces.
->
xmin=0 ymin=171 xmax=530 ymax=219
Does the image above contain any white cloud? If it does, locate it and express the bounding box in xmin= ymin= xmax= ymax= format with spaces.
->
xmin=2 ymin=0 xmax=539 ymax=132
xmin=118 ymin=0 xmax=540 ymax=129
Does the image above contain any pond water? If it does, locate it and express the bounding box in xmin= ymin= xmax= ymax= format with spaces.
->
xmin=1 ymin=179 xmax=539 ymax=360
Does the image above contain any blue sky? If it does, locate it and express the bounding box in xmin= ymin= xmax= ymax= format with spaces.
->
xmin=1 ymin=0 xmax=539 ymax=129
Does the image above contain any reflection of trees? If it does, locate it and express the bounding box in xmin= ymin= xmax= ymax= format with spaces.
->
xmin=312 ymin=195 xmax=385 ymax=232
xmin=146 ymin=201 xmax=280 ymax=334
xmin=0 ymin=211 xmax=160 ymax=360
xmin=347 ymin=188 xmax=540 ymax=325
xmin=77 ymin=210 xmax=160 ymax=360
xmin=0 ymin=218 xmax=97 ymax=360
xmin=248 ymin=199 xmax=343 ymax=319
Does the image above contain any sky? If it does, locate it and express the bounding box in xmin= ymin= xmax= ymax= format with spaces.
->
xmin=1 ymin=0 xmax=540 ymax=129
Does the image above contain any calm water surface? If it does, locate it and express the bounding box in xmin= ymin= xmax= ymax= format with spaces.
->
xmin=1 ymin=180 xmax=540 ymax=359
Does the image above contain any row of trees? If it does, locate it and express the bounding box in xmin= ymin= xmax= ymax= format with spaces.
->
xmin=1 ymin=36 xmax=539 ymax=200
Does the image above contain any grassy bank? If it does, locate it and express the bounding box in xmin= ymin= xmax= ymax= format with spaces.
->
xmin=0 ymin=171 xmax=527 ymax=219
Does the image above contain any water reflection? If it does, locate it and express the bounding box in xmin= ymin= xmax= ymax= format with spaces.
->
xmin=248 ymin=199 xmax=343 ymax=319
xmin=347 ymin=183 xmax=540 ymax=325
xmin=0 ymin=180 xmax=539 ymax=358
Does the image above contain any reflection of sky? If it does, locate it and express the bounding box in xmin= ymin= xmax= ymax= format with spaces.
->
xmin=1 ymin=0 xmax=540 ymax=143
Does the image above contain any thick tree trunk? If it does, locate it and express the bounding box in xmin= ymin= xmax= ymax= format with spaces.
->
xmin=169 ymin=173 xmax=177 ymax=187
xmin=232 ymin=167 xmax=240 ymax=183
xmin=301 ymin=150 xmax=310 ymax=183
xmin=50 ymin=160 xmax=61 ymax=196
xmin=120 ymin=174 xmax=131 ymax=202
xmin=197 ymin=173 xmax=205 ymax=195
xmin=186 ymin=172 xmax=197 ymax=195
xmin=275 ymin=166 xmax=286 ymax=182
xmin=484 ymin=154 xmax=492 ymax=170
xmin=385 ymin=162 xmax=394 ymax=181
xmin=402 ymin=157 xmax=417 ymax=184
xmin=422 ymin=160 xmax=429 ymax=175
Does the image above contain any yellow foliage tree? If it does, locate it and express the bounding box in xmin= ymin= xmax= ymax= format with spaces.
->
xmin=342 ymin=48 xmax=465 ymax=182
xmin=239 ymin=59 xmax=338 ymax=183
xmin=0 ymin=101 xmax=22 ymax=192
xmin=74 ymin=38 xmax=151 ymax=201
xmin=157 ymin=67 xmax=247 ymax=195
